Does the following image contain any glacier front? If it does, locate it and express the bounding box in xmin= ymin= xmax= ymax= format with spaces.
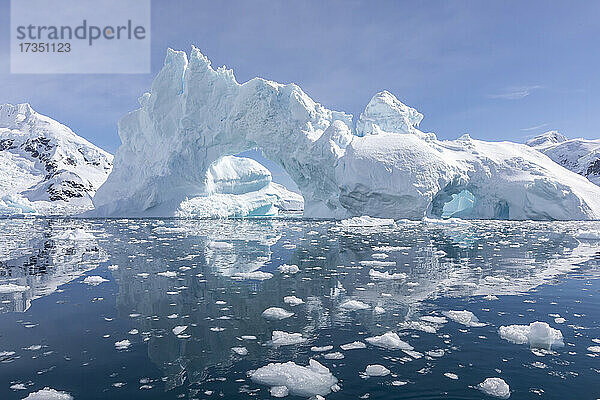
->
xmin=93 ymin=47 xmax=600 ymax=220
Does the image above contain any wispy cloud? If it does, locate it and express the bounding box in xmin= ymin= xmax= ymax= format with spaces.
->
xmin=520 ymin=123 xmax=549 ymax=131
xmin=488 ymin=85 xmax=544 ymax=100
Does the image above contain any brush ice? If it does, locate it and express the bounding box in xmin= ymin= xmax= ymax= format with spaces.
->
xmin=83 ymin=276 xmax=109 ymax=286
xmin=365 ymin=331 xmax=413 ymax=350
xmin=22 ymin=388 xmax=73 ymax=400
xmin=262 ymin=307 xmax=294 ymax=320
xmin=270 ymin=331 xmax=307 ymax=346
xmin=0 ymin=283 xmax=29 ymax=293
xmin=444 ymin=310 xmax=486 ymax=327
xmin=369 ymin=269 xmax=406 ymax=280
xmin=93 ymin=48 xmax=600 ymax=220
xmin=249 ymin=359 xmax=338 ymax=398
xmin=340 ymin=341 xmax=366 ymax=350
xmin=364 ymin=364 xmax=391 ymax=377
xmin=340 ymin=216 xmax=395 ymax=227
xmin=283 ymin=296 xmax=304 ymax=306
xmin=278 ymin=264 xmax=299 ymax=274
xmin=0 ymin=103 xmax=112 ymax=216
xmin=339 ymin=300 xmax=370 ymax=310
xmin=498 ymin=321 xmax=563 ymax=349
xmin=478 ymin=377 xmax=510 ymax=399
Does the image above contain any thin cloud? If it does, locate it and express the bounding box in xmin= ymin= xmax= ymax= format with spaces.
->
xmin=488 ymin=85 xmax=544 ymax=100
xmin=520 ymin=123 xmax=549 ymax=131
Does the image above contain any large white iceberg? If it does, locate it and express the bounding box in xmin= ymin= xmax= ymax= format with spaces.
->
xmin=0 ymin=103 xmax=113 ymax=216
xmin=92 ymin=47 xmax=600 ymax=220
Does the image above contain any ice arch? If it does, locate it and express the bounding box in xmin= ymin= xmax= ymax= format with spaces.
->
xmin=92 ymin=47 xmax=600 ymax=220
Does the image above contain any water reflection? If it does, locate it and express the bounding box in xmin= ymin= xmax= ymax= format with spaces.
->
xmin=0 ymin=218 xmax=598 ymax=398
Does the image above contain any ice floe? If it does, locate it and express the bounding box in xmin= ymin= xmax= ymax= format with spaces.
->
xmin=250 ymin=359 xmax=338 ymax=398
xmin=498 ymin=321 xmax=563 ymax=349
xmin=444 ymin=310 xmax=486 ymax=327
xmin=365 ymin=331 xmax=413 ymax=350
xmin=262 ymin=307 xmax=294 ymax=320
xmin=478 ymin=377 xmax=510 ymax=399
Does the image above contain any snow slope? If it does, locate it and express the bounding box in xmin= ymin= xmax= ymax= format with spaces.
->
xmin=175 ymin=155 xmax=303 ymax=218
xmin=93 ymin=47 xmax=600 ymax=220
xmin=0 ymin=103 xmax=113 ymax=216
xmin=527 ymin=131 xmax=600 ymax=186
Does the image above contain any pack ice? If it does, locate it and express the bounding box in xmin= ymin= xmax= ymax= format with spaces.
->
xmin=0 ymin=103 xmax=113 ymax=216
xmin=93 ymin=47 xmax=600 ymax=220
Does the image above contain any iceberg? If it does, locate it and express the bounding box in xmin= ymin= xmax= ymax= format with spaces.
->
xmin=498 ymin=321 xmax=563 ymax=349
xmin=93 ymin=47 xmax=600 ymax=220
xmin=478 ymin=378 xmax=510 ymax=399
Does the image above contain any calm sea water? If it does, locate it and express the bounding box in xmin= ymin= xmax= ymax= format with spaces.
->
xmin=0 ymin=218 xmax=599 ymax=399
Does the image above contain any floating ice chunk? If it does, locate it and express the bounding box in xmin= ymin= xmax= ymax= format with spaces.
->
xmin=478 ymin=377 xmax=510 ymax=399
xmin=10 ymin=383 xmax=27 ymax=390
xmin=374 ymin=306 xmax=386 ymax=314
xmin=369 ymin=269 xmax=406 ymax=280
xmin=360 ymin=260 xmax=396 ymax=267
xmin=157 ymin=271 xmax=177 ymax=278
xmin=114 ymin=340 xmax=131 ymax=350
xmin=172 ymin=325 xmax=188 ymax=335
xmin=283 ymin=296 xmax=304 ymax=306
xmin=420 ymin=316 xmax=448 ymax=324
xmin=340 ymin=341 xmax=366 ymax=350
xmin=341 ymin=216 xmax=395 ymax=227
xmin=311 ymin=345 xmax=333 ymax=352
xmin=575 ymin=230 xmax=600 ymax=240
xmin=400 ymin=321 xmax=438 ymax=334
xmin=364 ymin=364 xmax=390 ymax=377
xmin=107 ymin=265 xmax=119 ymax=271
xmin=554 ymin=317 xmax=566 ymax=324
xmin=262 ymin=307 xmax=294 ymax=320
xmin=324 ymin=352 xmax=344 ymax=360
xmin=498 ymin=322 xmax=563 ymax=349
xmin=426 ymin=349 xmax=445 ymax=357
xmin=278 ymin=264 xmax=299 ymax=274
xmin=232 ymin=347 xmax=248 ymax=356
xmin=270 ymin=386 xmax=289 ymax=397
xmin=22 ymin=387 xmax=73 ymax=400
xmin=365 ymin=331 xmax=413 ymax=350
xmin=444 ymin=372 xmax=458 ymax=380
xmin=208 ymin=241 xmax=234 ymax=249
xmin=340 ymin=300 xmax=370 ymax=311
xmin=250 ymin=359 xmax=338 ymax=398
xmin=270 ymin=331 xmax=307 ymax=346
xmin=83 ymin=276 xmax=109 ymax=286
xmin=444 ymin=310 xmax=486 ymax=327
xmin=233 ymin=271 xmax=273 ymax=280
xmin=587 ymin=346 xmax=600 ymax=353
xmin=0 ymin=283 xmax=29 ymax=293
xmin=56 ymin=228 xmax=94 ymax=241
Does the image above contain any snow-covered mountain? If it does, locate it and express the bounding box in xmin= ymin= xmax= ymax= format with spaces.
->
xmin=93 ymin=47 xmax=600 ymax=220
xmin=176 ymin=155 xmax=303 ymax=218
xmin=0 ymin=103 xmax=113 ymax=216
xmin=527 ymin=131 xmax=600 ymax=186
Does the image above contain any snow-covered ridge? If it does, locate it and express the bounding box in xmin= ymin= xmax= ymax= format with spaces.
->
xmin=93 ymin=47 xmax=600 ymax=220
xmin=0 ymin=103 xmax=113 ymax=216
xmin=527 ymin=131 xmax=600 ymax=186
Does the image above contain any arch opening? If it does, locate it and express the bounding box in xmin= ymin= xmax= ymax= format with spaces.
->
xmin=175 ymin=148 xmax=304 ymax=218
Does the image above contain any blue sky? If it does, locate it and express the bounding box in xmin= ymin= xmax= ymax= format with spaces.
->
xmin=2 ymin=0 xmax=600 ymax=189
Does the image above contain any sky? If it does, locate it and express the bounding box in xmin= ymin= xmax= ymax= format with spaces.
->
xmin=1 ymin=0 xmax=600 ymax=189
